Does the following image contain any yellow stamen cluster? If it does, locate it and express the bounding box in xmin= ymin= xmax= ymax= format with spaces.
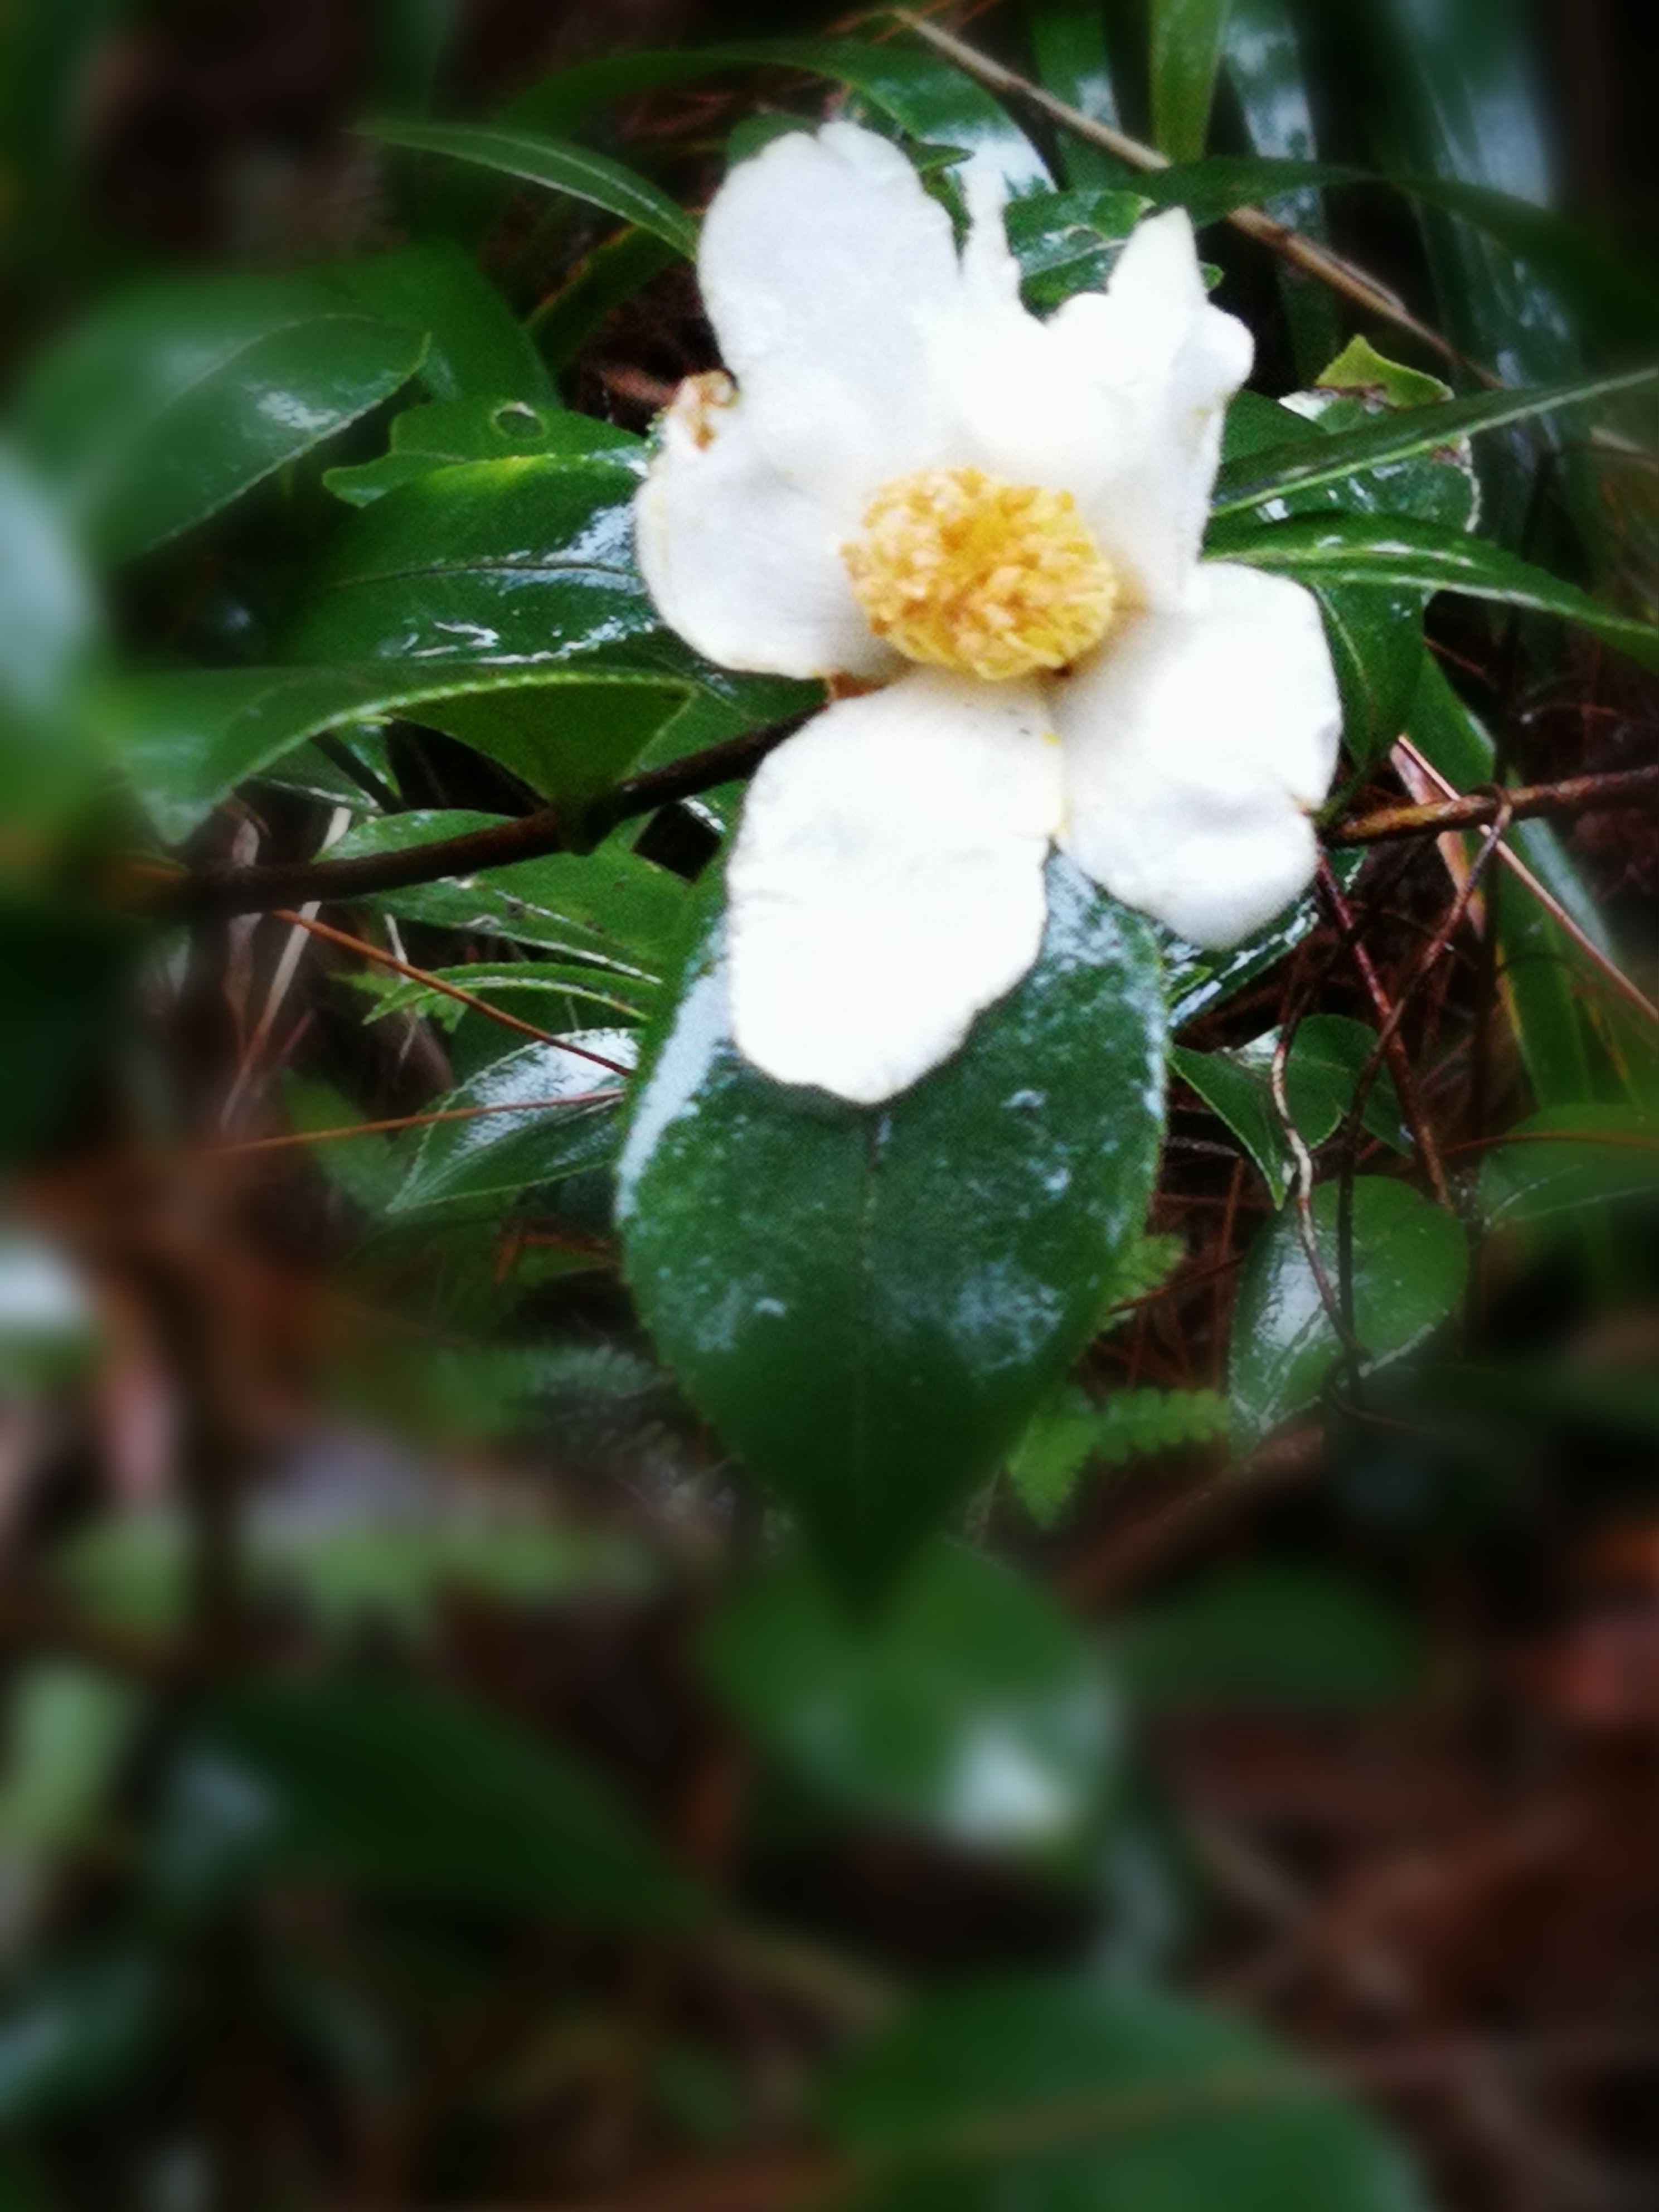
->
xmin=842 ymin=466 xmax=1118 ymax=682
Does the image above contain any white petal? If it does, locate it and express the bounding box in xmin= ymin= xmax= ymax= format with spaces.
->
xmin=634 ymin=379 xmax=897 ymax=680
xmin=698 ymin=123 xmax=959 ymax=507
xmin=727 ymin=672 xmax=1064 ymax=1104
xmin=1055 ymin=564 xmax=1341 ymax=948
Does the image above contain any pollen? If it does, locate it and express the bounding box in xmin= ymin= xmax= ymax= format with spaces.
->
xmin=842 ymin=467 xmax=1119 ymax=682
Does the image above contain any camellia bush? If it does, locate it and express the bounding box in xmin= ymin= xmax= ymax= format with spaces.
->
xmin=1 ymin=2 xmax=1657 ymax=2207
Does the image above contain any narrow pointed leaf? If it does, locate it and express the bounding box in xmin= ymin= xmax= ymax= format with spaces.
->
xmin=365 ymin=119 xmax=698 ymax=254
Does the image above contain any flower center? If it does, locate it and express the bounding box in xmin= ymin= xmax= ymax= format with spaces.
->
xmin=842 ymin=466 xmax=1119 ymax=682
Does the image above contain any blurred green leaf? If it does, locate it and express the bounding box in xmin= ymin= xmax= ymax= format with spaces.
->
xmin=0 ymin=445 xmax=101 ymax=827
xmin=1478 ymin=1106 xmax=1659 ymax=1228
xmin=825 ymin=1976 xmax=1429 ymax=2211
xmin=389 ymin=1034 xmax=632 ymax=1216
xmin=160 ymin=1677 xmax=698 ymax=1922
xmin=16 ymin=279 xmax=428 ymax=562
xmin=1222 ymin=0 xmax=1340 ymax=375
xmin=620 ymin=860 xmax=1165 ymax=1593
xmin=366 ymin=120 xmax=700 ymax=255
xmin=530 ymin=227 xmax=682 ymax=372
xmin=1028 ymin=2 xmax=1129 ymax=188
xmin=0 ymin=1233 xmax=99 ymax=1392
xmin=1011 ymin=1382 xmax=1230 ymax=1529
xmin=1230 ymin=1178 xmax=1468 ymax=1440
xmin=324 ymin=396 xmax=639 ymax=506
xmin=1110 ymin=1566 xmax=1424 ymax=1709
xmin=325 ymin=239 xmax=554 ymax=403
xmin=371 ymin=0 xmax=455 ymax=119
xmin=706 ymin=1544 xmax=1114 ymax=1849
xmin=0 ymin=896 xmax=137 ymax=1168
xmin=0 ymin=1949 xmax=161 ymax=2127
xmin=1150 ymin=0 xmax=1231 ymax=159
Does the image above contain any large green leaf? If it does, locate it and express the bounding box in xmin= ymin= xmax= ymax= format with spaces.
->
xmin=619 ymin=859 xmax=1165 ymax=1590
xmin=1229 ymin=1177 xmax=1468 ymax=1440
xmin=1171 ymin=1041 xmax=1289 ymax=1205
xmin=157 ymin=1676 xmax=697 ymax=1923
xmin=825 ymin=1977 xmax=1428 ymax=2211
xmin=0 ymin=445 xmax=101 ymax=827
xmin=367 ymin=119 xmax=699 ymax=255
xmin=1221 ymin=0 xmax=1338 ymax=375
xmin=0 ymin=1949 xmax=161 ymax=2128
xmin=14 ymin=278 xmax=428 ymax=562
xmin=705 ymin=1544 xmax=1113 ymax=1849
xmin=1027 ymin=2 xmax=1131 ymax=189
xmin=1211 ymin=513 xmax=1659 ymax=675
xmin=1149 ymin=0 xmax=1232 ymax=160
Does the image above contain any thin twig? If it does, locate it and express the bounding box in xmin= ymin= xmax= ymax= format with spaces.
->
xmin=1329 ymin=761 xmax=1659 ymax=845
xmin=200 ymin=1089 xmax=623 ymax=1162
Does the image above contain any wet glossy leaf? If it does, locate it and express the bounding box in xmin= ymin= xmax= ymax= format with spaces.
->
xmin=619 ymin=858 xmax=1166 ymax=1590
xmin=389 ymin=1034 xmax=633 ymax=1216
xmin=325 ymin=396 xmax=637 ymax=505
xmin=160 ymin=1677 xmax=698 ymax=1922
xmin=100 ymin=659 xmax=687 ymax=841
xmin=1110 ymin=1566 xmax=1424 ymax=1709
xmin=705 ymin=1544 xmax=1114 ymax=1849
xmin=1150 ymin=0 xmax=1231 ymax=159
xmin=367 ymin=119 xmax=699 ymax=254
xmin=16 ymin=279 xmax=428 ymax=561
xmin=1221 ymin=0 xmax=1339 ymax=375
xmin=1478 ymin=1107 xmax=1659 ymax=1229
xmin=1230 ymin=1178 xmax=1468 ymax=1441
xmin=1163 ymin=848 xmax=1364 ymax=1031
xmin=826 ymin=1977 xmax=1429 ymax=2212
xmin=1003 ymin=187 xmax=1148 ymax=313
xmin=1211 ymin=364 xmax=1659 ymax=517
xmin=1210 ymin=513 xmax=1659 ymax=676
xmin=364 ymin=959 xmax=656 ymax=1034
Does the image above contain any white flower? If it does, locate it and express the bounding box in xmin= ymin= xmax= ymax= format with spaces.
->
xmin=634 ymin=123 xmax=1342 ymax=1105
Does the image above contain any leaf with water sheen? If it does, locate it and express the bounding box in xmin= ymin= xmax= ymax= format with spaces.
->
xmin=388 ymin=1035 xmax=632 ymax=1216
xmin=324 ymin=396 xmax=639 ymax=505
xmin=1229 ymin=1178 xmax=1468 ymax=1441
xmin=367 ymin=119 xmax=700 ymax=255
xmin=619 ymin=859 xmax=1165 ymax=1591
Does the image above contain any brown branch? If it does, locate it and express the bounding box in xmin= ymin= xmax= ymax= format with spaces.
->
xmin=143 ymin=710 xmax=816 ymax=923
xmin=1329 ymin=763 xmax=1659 ymax=845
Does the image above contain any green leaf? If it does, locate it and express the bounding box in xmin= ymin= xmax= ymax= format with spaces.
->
xmin=325 ymin=395 xmax=638 ymax=504
xmin=323 ymin=239 xmax=554 ymax=403
xmin=1028 ymin=2 xmax=1129 ymax=189
xmin=0 ymin=445 xmax=101 ymax=828
xmin=705 ymin=1544 xmax=1114 ymax=1849
xmin=1211 ymin=513 xmax=1659 ymax=677
xmin=99 ymin=659 xmax=688 ymax=841
xmin=1171 ymin=1041 xmax=1288 ymax=1204
xmin=619 ymin=858 xmax=1165 ymax=1592
xmin=1144 ymin=153 xmax=1367 ymax=224
xmin=1002 ymin=187 xmax=1149 ymax=314
xmin=1317 ymin=334 xmax=1451 ymax=409
xmin=506 ymin=38 xmax=1049 ymax=192
xmin=388 ymin=1035 xmax=631 ymax=1216
xmin=824 ymin=1977 xmax=1429 ymax=2211
xmin=160 ymin=1677 xmax=697 ymax=1922
xmin=0 ymin=1949 xmax=161 ymax=2127
xmin=1229 ymin=1178 xmax=1468 ymax=1440
xmin=1286 ymin=1014 xmax=1408 ymax=1153
xmin=1164 ymin=850 xmax=1365 ymax=1031
xmin=1211 ymin=365 xmax=1659 ymax=517
xmin=1006 ymin=1385 xmax=1103 ymax=1528
xmin=15 ymin=279 xmax=428 ymax=562
xmin=1405 ymin=658 xmax=1601 ymax=1104
xmin=363 ymin=958 xmax=656 ymax=1035
xmin=530 ymin=227 xmax=681 ymax=371
xmin=1110 ymin=1566 xmax=1423 ymax=1709
xmin=366 ymin=119 xmax=700 ymax=255
xmin=1097 ymin=1386 xmax=1230 ymax=1461
xmin=1477 ymin=1106 xmax=1659 ymax=1229
xmin=1221 ymin=0 xmax=1339 ymax=376
xmin=1149 ymin=0 xmax=1232 ymax=160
